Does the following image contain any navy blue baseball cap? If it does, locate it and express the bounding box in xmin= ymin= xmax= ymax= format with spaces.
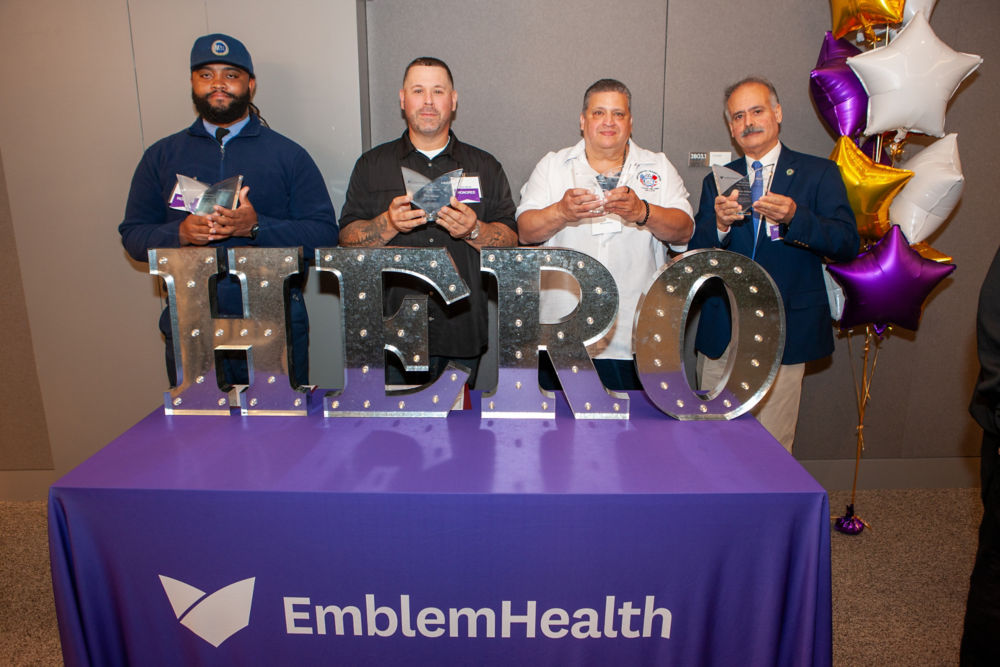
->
xmin=190 ymin=33 xmax=254 ymax=76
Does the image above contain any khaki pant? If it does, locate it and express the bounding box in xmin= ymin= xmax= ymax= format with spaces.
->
xmin=697 ymin=352 xmax=804 ymax=454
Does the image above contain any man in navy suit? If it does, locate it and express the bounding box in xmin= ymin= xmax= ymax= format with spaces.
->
xmin=689 ymin=77 xmax=859 ymax=452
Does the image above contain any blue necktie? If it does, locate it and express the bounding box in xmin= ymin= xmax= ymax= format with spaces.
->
xmin=750 ymin=160 xmax=764 ymax=257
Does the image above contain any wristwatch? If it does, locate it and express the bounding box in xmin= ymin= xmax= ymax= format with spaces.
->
xmin=466 ymin=220 xmax=480 ymax=241
xmin=249 ymin=223 xmax=260 ymax=240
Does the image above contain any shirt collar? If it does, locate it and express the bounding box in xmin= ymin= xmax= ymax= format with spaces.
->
xmin=201 ymin=114 xmax=252 ymax=145
xmin=745 ymin=142 xmax=782 ymax=172
xmin=399 ymin=129 xmax=456 ymax=160
xmin=566 ymin=138 xmax=635 ymax=167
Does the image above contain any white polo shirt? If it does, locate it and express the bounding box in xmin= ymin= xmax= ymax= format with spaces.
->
xmin=517 ymin=139 xmax=693 ymax=360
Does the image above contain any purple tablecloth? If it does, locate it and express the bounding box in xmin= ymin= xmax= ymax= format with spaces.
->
xmin=49 ymin=391 xmax=831 ymax=666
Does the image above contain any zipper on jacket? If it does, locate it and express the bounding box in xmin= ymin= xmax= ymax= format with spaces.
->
xmin=218 ymin=142 xmax=226 ymax=182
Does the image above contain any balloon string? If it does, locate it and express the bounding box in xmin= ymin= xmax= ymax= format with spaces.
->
xmin=860 ymin=17 xmax=877 ymax=49
xmin=846 ymin=325 xmax=880 ymax=507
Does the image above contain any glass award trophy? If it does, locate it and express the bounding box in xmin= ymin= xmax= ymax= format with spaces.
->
xmin=711 ymin=165 xmax=752 ymax=216
xmin=572 ymin=163 xmax=624 ymax=216
xmin=401 ymin=167 xmax=463 ymax=221
xmin=594 ymin=167 xmax=621 ymax=192
xmin=170 ymin=174 xmax=243 ymax=214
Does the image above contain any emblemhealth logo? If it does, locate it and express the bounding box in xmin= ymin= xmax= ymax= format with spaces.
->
xmin=159 ymin=575 xmax=255 ymax=647
xmin=284 ymin=594 xmax=672 ymax=640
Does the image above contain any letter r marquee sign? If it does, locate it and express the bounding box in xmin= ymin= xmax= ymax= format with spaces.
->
xmin=149 ymin=247 xmax=784 ymax=422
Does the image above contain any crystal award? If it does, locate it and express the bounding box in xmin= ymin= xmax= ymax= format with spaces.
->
xmin=170 ymin=174 xmax=243 ymax=214
xmin=594 ymin=167 xmax=622 ymax=192
xmin=401 ymin=167 xmax=463 ymax=222
xmin=712 ymin=165 xmax=752 ymax=216
xmin=572 ymin=163 xmax=624 ymax=216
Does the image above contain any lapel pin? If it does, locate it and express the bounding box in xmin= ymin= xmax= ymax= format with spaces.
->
xmin=786 ymin=168 xmax=794 ymax=176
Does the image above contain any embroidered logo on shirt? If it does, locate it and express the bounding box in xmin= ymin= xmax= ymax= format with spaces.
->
xmin=637 ymin=170 xmax=661 ymax=190
xmin=211 ymin=40 xmax=230 ymax=57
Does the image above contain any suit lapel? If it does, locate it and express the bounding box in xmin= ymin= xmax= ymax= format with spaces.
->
xmin=769 ymin=144 xmax=797 ymax=197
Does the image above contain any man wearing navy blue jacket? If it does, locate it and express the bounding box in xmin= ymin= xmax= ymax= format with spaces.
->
xmin=689 ymin=77 xmax=859 ymax=452
xmin=119 ymin=33 xmax=338 ymax=387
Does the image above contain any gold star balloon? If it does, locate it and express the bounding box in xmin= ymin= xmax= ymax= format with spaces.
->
xmin=830 ymin=136 xmax=912 ymax=242
xmin=830 ymin=0 xmax=904 ymax=40
xmin=911 ymin=242 xmax=953 ymax=264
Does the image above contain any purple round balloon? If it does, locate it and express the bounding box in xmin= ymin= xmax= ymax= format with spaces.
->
xmin=810 ymin=32 xmax=868 ymax=138
xmin=827 ymin=225 xmax=956 ymax=332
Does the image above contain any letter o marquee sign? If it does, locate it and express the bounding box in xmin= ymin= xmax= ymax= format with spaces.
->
xmin=634 ymin=249 xmax=785 ymax=420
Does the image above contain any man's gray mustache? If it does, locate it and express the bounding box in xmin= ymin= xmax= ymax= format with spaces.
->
xmin=741 ymin=126 xmax=764 ymax=138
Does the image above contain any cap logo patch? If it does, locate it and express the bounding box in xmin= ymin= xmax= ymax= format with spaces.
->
xmin=211 ymin=40 xmax=229 ymax=57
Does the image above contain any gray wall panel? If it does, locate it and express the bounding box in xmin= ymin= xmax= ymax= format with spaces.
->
xmin=365 ymin=0 xmax=671 ymax=197
xmin=0 ymin=0 xmax=157 ymax=492
xmin=0 ymin=149 xmax=52 ymax=471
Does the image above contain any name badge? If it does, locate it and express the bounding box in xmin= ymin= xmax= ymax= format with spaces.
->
xmin=591 ymin=218 xmax=622 ymax=235
xmin=453 ymin=175 xmax=481 ymax=203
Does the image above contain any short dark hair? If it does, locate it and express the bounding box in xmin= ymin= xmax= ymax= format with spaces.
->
xmin=582 ymin=79 xmax=631 ymax=113
xmin=403 ymin=57 xmax=454 ymax=86
xmin=724 ymin=77 xmax=780 ymax=121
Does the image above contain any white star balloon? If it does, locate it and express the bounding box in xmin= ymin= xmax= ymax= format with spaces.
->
xmin=848 ymin=11 xmax=982 ymax=137
xmin=889 ymin=133 xmax=964 ymax=244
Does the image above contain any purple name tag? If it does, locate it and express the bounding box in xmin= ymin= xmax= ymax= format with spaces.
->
xmin=455 ymin=187 xmax=480 ymax=203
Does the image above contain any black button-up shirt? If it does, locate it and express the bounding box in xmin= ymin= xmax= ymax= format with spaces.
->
xmin=341 ymin=131 xmax=517 ymax=357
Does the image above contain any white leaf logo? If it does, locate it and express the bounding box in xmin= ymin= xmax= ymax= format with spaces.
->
xmin=159 ymin=575 xmax=255 ymax=647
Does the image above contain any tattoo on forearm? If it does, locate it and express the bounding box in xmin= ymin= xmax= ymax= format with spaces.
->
xmin=343 ymin=213 xmax=390 ymax=247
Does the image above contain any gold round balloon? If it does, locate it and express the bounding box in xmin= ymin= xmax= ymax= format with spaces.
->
xmin=830 ymin=0 xmax=905 ymax=40
xmin=830 ymin=136 xmax=912 ymax=242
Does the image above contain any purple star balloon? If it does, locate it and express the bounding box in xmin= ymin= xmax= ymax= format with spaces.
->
xmin=810 ymin=32 xmax=869 ymax=138
xmin=828 ymin=225 xmax=955 ymax=332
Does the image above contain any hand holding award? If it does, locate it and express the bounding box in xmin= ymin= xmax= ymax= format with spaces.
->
xmin=401 ymin=167 xmax=464 ymax=222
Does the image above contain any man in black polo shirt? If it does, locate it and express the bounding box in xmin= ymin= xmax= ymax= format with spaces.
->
xmin=340 ymin=57 xmax=517 ymax=386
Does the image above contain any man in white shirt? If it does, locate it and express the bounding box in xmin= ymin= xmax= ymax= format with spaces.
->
xmin=517 ymin=79 xmax=694 ymax=390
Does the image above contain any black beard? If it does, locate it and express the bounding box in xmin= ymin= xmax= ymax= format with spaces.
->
xmin=192 ymin=89 xmax=252 ymax=125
